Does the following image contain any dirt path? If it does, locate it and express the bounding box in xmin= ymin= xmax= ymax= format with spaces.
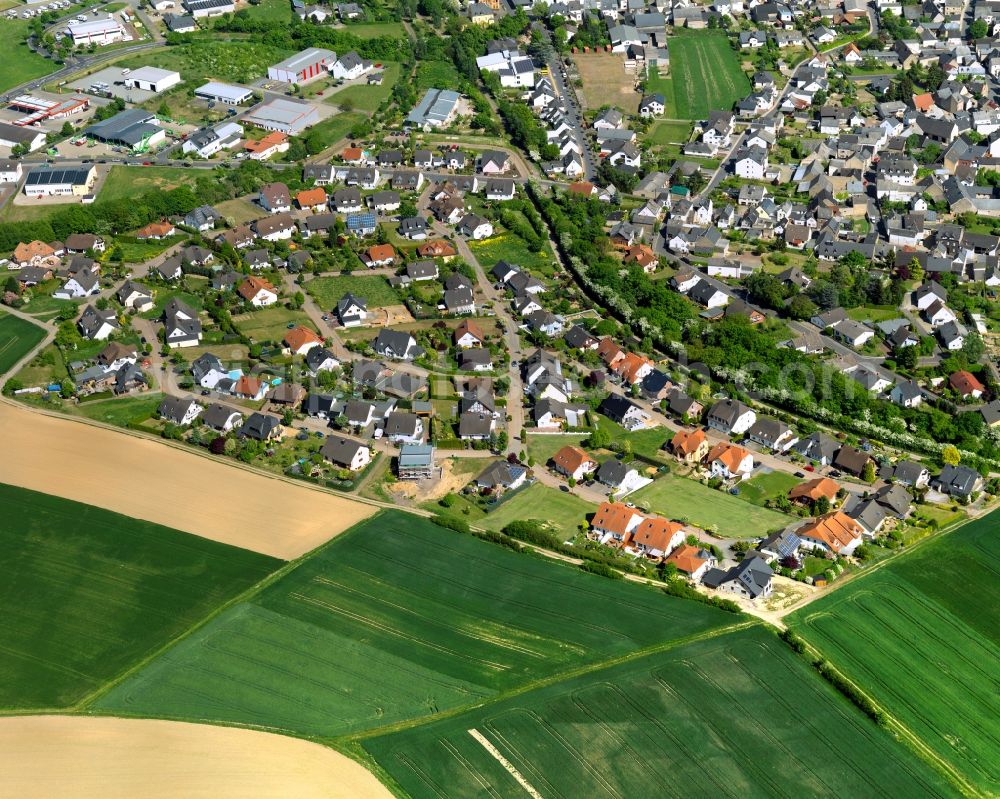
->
xmin=0 ymin=401 xmax=375 ymax=560
xmin=0 ymin=716 xmax=393 ymax=799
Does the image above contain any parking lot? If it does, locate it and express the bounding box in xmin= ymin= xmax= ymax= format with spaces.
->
xmin=74 ymin=66 xmax=160 ymax=104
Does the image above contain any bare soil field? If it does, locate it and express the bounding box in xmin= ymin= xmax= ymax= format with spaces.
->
xmin=0 ymin=401 xmax=374 ymax=560
xmin=572 ymin=52 xmax=639 ymax=113
xmin=0 ymin=716 xmax=393 ymax=799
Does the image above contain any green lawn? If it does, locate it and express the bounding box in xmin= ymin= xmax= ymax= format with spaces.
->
xmin=791 ymin=512 xmax=1000 ymax=796
xmin=661 ymin=31 xmax=750 ymax=119
xmin=593 ymin=414 xmax=671 ymax=461
xmin=468 ymin=232 xmax=556 ymax=278
xmin=99 ymin=167 xmax=200 ymax=203
xmin=141 ymin=289 xmax=202 ymax=320
xmin=95 ymin=511 xmax=733 ymax=737
xmin=526 ymin=432 xmax=588 ymax=466
xmin=232 ymin=306 xmax=312 ymax=344
xmin=0 ymin=19 xmax=54 ymax=94
xmin=70 ymin=393 xmax=164 ymax=427
xmin=0 ymin=483 xmax=278 ymax=709
xmin=235 ymin=0 xmax=293 ymax=23
xmin=113 ymin=235 xmax=187 ymax=263
xmin=305 ymin=274 xmax=401 ymax=309
xmin=0 ymin=313 xmax=47 ymax=375
xmin=299 ymin=111 xmax=367 ymax=151
xmin=845 ymin=305 xmax=901 ymax=323
xmin=326 ymin=61 xmax=401 ymax=112
xmin=631 ymin=474 xmax=791 ymax=537
xmin=363 ymin=625 xmax=956 ymax=799
xmin=340 ymin=21 xmax=407 ymax=38
xmin=479 ymin=483 xmax=594 ymax=540
xmin=737 ymin=470 xmax=801 ymax=506
xmin=646 ymin=119 xmax=693 ymax=146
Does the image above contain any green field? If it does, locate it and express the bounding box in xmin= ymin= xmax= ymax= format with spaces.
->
xmin=341 ymin=21 xmax=407 ymax=38
xmin=306 ymin=274 xmax=401 ymax=309
xmin=526 ymin=432 xmax=588 ymax=466
xmin=646 ymin=119 xmax=693 ymax=145
xmin=363 ymin=624 xmax=957 ymax=799
xmin=415 ymin=59 xmax=463 ymax=92
xmin=791 ymin=513 xmax=1000 ymax=795
xmin=99 ymin=167 xmax=200 ymax=202
xmin=845 ymin=305 xmax=901 ymax=323
xmin=593 ymin=414 xmax=671 ymax=461
xmin=233 ymin=306 xmax=312 ymax=343
xmin=327 ymin=62 xmax=402 ymax=112
xmin=658 ymin=31 xmax=750 ymax=119
xmin=0 ymin=19 xmax=54 ymax=94
xmin=235 ymin=0 xmax=292 ymax=23
xmin=70 ymin=393 xmax=164 ymax=427
xmin=0 ymin=312 xmax=47 ymax=375
xmin=0 ymin=483 xmax=278 ymax=709
xmin=737 ymin=469 xmax=801 ymax=506
xmin=299 ymin=111 xmax=367 ymax=152
xmin=95 ymin=511 xmax=733 ymax=737
xmin=479 ymin=483 xmax=594 ymax=539
xmin=631 ymin=474 xmax=791 ymax=537
xmin=468 ymin=232 xmax=556 ymax=278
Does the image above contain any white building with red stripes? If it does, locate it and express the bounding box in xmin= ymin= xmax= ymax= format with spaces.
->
xmin=266 ymin=48 xmax=335 ymax=85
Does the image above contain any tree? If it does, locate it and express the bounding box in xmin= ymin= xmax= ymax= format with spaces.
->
xmin=60 ymin=121 xmax=74 ymax=137
xmin=969 ymin=18 xmax=988 ymax=38
xmin=941 ymin=444 xmax=961 ymax=466
xmin=908 ymin=257 xmax=923 ymax=284
xmin=788 ymin=293 xmax=818 ymax=321
xmin=895 ymin=344 xmax=918 ymax=370
xmin=862 ymin=460 xmax=876 ymax=483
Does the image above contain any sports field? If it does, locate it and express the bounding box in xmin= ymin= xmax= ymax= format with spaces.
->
xmin=791 ymin=512 xmax=1000 ymax=796
xmin=0 ymin=483 xmax=278 ymax=709
xmin=631 ymin=474 xmax=791 ymax=537
xmin=95 ymin=511 xmax=733 ymax=737
xmin=363 ymin=625 xmax=956 ymax=799
xmin=658 ymin=31 xmax=750 ymax=119
xmin=0 ymin=312 xmax=46 ymax=374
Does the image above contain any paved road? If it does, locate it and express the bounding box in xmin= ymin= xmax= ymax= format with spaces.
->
xmin=536 ymin=26 xmax=595 ymax=180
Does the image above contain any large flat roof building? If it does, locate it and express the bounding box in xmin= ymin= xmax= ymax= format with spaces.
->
xmin=66 ymin=16 xmax=126 ymax=46
xmin=123 ymin=67 xmax=182 ymax=94
xmin=181 ymin=0 xmax=234 ymax=17
xmin=406 ymin=88 xmax=461 ymax=129
xmin=86 ymin=108 xmax=165 ymax=150
xmin=0 ymin=122 xmax=47 ymax=152
xmin=24 ymin=165 xmax=97 ymax=197
xmin=242 ymin=97 xmax=320 ymax=135
xmin=195 ymin=81 xmax=254 ymax=105
xmin=267 ymin=48 xmax=335 ymax=85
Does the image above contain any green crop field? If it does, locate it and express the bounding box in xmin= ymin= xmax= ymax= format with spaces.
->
xmin=363 ymin=625 xmax=956 ymax=799
xmin=791 ymin=513 xmax=1000 ymax=795
xmin=0 ymin=313 xmax=46 ymax=375
xmin=0 ymin=484 xmax=278 ymax=710
xmin=738 ymin=470 xmax=801 ymax=506
xmin=306 ymin=274 xmax=401 ymax=309
xmin=631 ymin=474 xmax=791 ymax=537
xmin=479 ymin=483 xmax=594 ymax=539
xmin=95 ymin=511 xmax=733 ymax=737
xmin=662 ymin=31 xmax=750 ymax=119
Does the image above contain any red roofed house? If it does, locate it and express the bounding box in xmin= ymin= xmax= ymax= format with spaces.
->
xmin=454 ymin=318 xmax=485 ymax=348
xmin=416 ymin=239 xmax=457 ymax=260
xmin=296 ymin=187 xmax=328 ymax=212
xmin=284 ymin=325 xmax=324 ymax=356
xmin=135 ymin=220 xmax=176 ymax=240
xmin=591 ymin=501 xmax=645 ymax=544
xmin=949 ymin=370 xmax=985 ymax=400
xmin=615 ymin=352 xmax=654 ymax=385
xmin=796 ymin=511 xmax=864 ymax=557
xmin=597 ymin=337 xmax=625 ymax=368
xmin=623 ymin=244 xmax=658 ymax=273
xmin=342 ymin=146 xmax=364 ymax=164
xmin=233 ymin=375 xmax=268 ymax=401
xmin=237 ymin=275 xmax=278 ymax=307
xmin=912 ymin=92 xmax=934 ymax=112
xmin=669 ymin=427 xmax=709 ymax=463
xmin=13 ymin=240 xmax=57 ymax=267
xmin=628 ymin=517 xmax=685 ymax=558
xmin=568 ymin=181 xmax=596 ymax=197
xmin=551 ymin=445 xmax=598 ymax=481
xmin=245 ymin=132 xmax=289 ymax=161
xmin=665 ymin=544 xmax=716 ymax=581
xmin=704 ymin=442 xmax=754 ymax=480
xmin=362 ymin=243 xmax=396 ymax=267
xmin=788 ymin=476 xmax=840 ymax=505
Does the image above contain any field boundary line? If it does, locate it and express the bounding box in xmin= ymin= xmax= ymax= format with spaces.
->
xmin=468 ymin=728 xmax=545 ymax=799
xmin=348 ymin=619 xmax=758 ymax=741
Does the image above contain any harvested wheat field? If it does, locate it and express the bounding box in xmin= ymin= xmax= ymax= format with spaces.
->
xmin=0 ymin=402 xmax=374 ymax=560
xmin=573 ymin=51 xmax=639 ymax=113
xmin=0 ymin=716 xmax=393 ymax=799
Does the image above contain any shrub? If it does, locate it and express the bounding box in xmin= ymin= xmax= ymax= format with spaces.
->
xmin=432 ymin=514 xmax=469 ymax=534
xmin=580 ymin=561 xmax=622 ymax=580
